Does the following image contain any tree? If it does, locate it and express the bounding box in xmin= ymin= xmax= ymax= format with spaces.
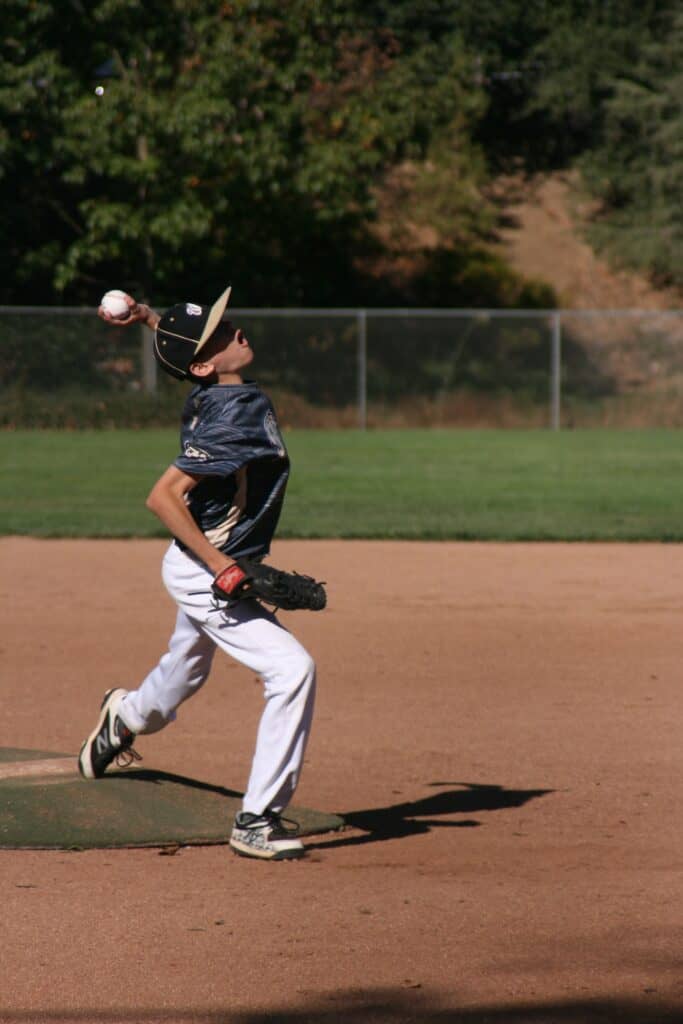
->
xmin=447 ymin=0 xmax=677 ymax=171
xmin=0 ymin=1 xmax=84 ymax=300
xmin=579 ymin=9 xmax=683 ymax=285
xmin=0 ymin=0 xmax=483 ymax=306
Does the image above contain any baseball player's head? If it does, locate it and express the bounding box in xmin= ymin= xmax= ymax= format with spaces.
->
xmin=153 ymin=285 xmax=252 ymax=381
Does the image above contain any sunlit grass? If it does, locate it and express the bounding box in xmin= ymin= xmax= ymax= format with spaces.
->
xmin=2 ymin=429 xmax=683 ymax=540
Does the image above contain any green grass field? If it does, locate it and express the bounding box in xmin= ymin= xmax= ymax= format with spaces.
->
xmin=1 ymin=428 xmax=683 ymax=541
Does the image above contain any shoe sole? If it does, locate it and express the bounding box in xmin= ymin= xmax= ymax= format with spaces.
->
xmin=77 ymin=688 xmax=125 ymax=780
xmin=229 ymin=838 xmax=305 ymax=861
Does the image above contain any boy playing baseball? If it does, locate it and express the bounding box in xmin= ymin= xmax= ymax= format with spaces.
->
xmin=78 ymin=286 xmax=320 ymax=861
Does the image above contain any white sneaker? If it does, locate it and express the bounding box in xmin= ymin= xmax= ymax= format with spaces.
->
xmin=230 ymin=810 xmax=305 ymax=860
xmin=78 ymin=688 xmax=140 ymax=779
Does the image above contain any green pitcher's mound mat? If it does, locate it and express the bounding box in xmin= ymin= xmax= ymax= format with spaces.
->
xmin=0 ymin=748 xmax=344 ymax=850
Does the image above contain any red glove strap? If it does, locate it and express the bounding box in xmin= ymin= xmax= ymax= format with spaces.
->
xmin=214 ymin=564 xmax=247 ymax=595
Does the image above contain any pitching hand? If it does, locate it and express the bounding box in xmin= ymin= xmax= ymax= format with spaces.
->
xmin=98 ymin=295 xmax=159 ymax=329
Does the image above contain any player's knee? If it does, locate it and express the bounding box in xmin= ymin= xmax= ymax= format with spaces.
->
xmin=271 ymin=648 xmax=316 ymax=698
xmin=288 ymin=648 xmax=316 ymax=688
xmin=299 ymin=651 xmax=316 ymax=688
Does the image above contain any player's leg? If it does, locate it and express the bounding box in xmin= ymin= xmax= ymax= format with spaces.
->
xmin=78 ymin=607 xmax=215 ymax=778
xmin=78 ymin=543 xmax=218 ymax=778
xmin=79 ymin=542 xmax=317 ymax=857
xmin=90 ymin=541 xmax=316 ymax=806
xmin=156 ymin=542 xmax=316 ymax=815
xmin=198 ymin=600 xmax=316 ymax=860
xmin=118 ymin=608 xmax=216 ymax=735
xmin=199 ymin=599 xmax=317 ymax=814
xmin=109 ymin=541 xmax=220 ymax=734
xmin=162 ymin=543 xmax=317 ymax=859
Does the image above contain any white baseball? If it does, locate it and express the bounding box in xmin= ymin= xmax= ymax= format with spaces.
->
xmin=100 ymin=289 xmax=130 ymax=319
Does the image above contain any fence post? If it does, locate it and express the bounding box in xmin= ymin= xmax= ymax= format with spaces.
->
xmin=357 ymin=309 xmax=367 ymax=430
xmin=550 ymin=311 xmax=561 ymax=430
xmin=141 ymin=324 xmax=157 ymax=394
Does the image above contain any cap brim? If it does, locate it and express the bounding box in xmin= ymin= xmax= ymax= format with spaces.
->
xmin=195 ymin=285 xmax=232 ymax=355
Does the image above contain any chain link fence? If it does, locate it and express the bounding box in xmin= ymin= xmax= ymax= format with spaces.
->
xmin=2 ymin=306 xmax=683 ymax=428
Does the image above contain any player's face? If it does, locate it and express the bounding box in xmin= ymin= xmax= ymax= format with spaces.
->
xmin=202 ymin=320 xmax=254 ymax=375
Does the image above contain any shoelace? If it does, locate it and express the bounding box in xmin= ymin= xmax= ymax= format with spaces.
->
xmin=267 ymin=813 xmax=300 ymax=836
xmin=239 ymin=811 xmax=300 ymax=835
xmin=115 ymin=747 xmax=142 ymax=769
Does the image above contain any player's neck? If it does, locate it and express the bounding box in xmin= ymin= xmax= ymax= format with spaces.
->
xmin=216 ymin=371 xmax=244 ymax=386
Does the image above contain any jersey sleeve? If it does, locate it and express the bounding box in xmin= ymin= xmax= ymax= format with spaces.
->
xmin=174 ymin=419 xmax=252 ymax=477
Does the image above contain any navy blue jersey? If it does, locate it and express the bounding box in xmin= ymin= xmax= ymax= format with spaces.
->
xmin=173 ymin=381 xmax=289 ymax=560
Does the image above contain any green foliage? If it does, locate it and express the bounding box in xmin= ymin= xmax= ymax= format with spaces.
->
xmin=449 ymin=0 xmax=676 ymax=170
xmin=0 ymin=2 xmax=81 ymax=296
xmin=0 ymin=386 xmax=184 ymax=429
xmin=580 ymin=11 xmax=683 ymax=285
xmin=2 ymin=1 xmax=682 ymax=305
xmin=0 ymin=0 xmax=488 ymax=307
xmin=521 ymin=1 xmax=672 ymax=164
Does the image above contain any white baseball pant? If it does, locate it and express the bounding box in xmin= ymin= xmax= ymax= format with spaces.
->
xmin=118 ymin=542 xmax=316 ymax=815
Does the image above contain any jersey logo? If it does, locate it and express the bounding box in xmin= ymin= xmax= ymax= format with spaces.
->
xmin=264 ymin=410 xmax=286 ymax=456
xmin=186 ymin=303 xmax=203 ymax=316
xmin=183 ymin=442 xmax=210 ymax=460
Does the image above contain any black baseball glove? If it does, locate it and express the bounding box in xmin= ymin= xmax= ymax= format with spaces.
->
xmin=212 ymin=558 xmax=326 ymax=612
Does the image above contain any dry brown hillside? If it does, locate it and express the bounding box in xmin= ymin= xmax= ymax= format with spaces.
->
xmin=367 ymin=166 xmax=683 ymax=424
xmin=494 ymin=172 xmax=683 ymax=426
xmin=494 ymin=171 xmax=682 ymax=311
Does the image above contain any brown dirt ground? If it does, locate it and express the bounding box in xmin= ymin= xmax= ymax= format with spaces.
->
xmin=0 ymin=537 xmax=681 ymax=1024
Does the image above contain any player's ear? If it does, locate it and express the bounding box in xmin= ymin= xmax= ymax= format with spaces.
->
xmin=188 ymin=359 xmax=215 ymax=378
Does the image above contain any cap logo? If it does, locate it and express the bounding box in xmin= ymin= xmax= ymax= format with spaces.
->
xmin=186 ymin=303 xmax=203 ymax=316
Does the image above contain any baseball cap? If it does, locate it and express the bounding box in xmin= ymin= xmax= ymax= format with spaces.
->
xmin=153 ymin=285 xmax=232 ymax=380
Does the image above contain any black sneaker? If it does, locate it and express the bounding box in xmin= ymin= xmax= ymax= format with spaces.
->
xmin=229 ymin=810 xmax=304 ymax=860
xmin=78 ymin=688 xmax=139 ymax=779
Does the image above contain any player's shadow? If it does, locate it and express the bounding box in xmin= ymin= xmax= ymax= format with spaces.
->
xmin=307 ymin=781 xmax=552 ymax=850
xmin=110 ymin=772 xmax=551 ymax=851
xmin=112 ymin=767 xmax=243 ymax=801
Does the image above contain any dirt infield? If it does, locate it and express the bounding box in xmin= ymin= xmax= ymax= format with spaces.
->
xmin=1 ymin=537 xmax=681 ymax=1024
